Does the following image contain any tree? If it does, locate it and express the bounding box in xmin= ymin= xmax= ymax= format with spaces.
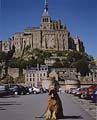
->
xmin=62 ymin=59 xmax=70 ymax=67
xmin=56 ymin=51 xmax=63 ymax=56
xmin=5 ymin=45 xmax=15 ymax=61
xmin=0 ymin=52 xmax=7 ymax=62
xmin=71 ymin=59 xmax=89 ymax=76
xmin=42 ymin=51 xmax=51 ymax=59
xmin=53 ymin=62 xmax=63 ymax=68
xmin=66 ymin=51 xmax=83 ymax=63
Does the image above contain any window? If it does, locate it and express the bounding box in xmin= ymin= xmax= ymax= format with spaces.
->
xmin=37 ymin=78 xmax=39 ymax=81
xmin=33 ymin=83 xmax=35 ymax=86
xmin=45 ymin=18 xmax=46 ymax=22
xmin=26 ymin=78 xmax=28 ymax=82
xmin=30 ymin=78 xmax=32 ymax=81
xmin=33 ymin=74 xmax=35 ymax=77
xmin=43 ymin=18 xmax=45 ymax=22
xmin=26 ymin=74 xmax=28 ymax=77
xmin=45 ymin=68 xmax=47 ymax=70
xmin=33 ymin=78 xmax=35 ymax=81
xmin=46 ymin=18 xmax=48 ymax=22
xmin=30 ymin=74 xmax=31 ymax=77
xmin=44 ymin=73 xmax=46 ymax=76
xmin=43 ymin=26 xmax=46 ymax=29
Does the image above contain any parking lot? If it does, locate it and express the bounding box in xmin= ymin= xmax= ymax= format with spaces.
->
xmin=68 ymin=94 xmax=97 ymax=120
xmin=0 ymin=92 xmax=96 ymax=120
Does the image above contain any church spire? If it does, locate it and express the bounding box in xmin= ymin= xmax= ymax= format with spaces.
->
xmin=43 ymin=0 xmax=48 ymax=16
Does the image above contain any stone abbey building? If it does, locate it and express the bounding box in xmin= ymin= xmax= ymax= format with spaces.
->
xmin=0 ymin=0 xmax=85 ymax=56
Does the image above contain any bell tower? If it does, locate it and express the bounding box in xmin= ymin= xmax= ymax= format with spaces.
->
xmin=41 ymin=0 xmax=51 ymax=30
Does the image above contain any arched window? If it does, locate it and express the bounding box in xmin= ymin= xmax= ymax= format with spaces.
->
xmin=45 ymin=18 xmax=46 ymax=22
xmin=43 ymin=18 xmax=44 ymax=22
xmin=46 ymin=18 xmax=48 ymax=22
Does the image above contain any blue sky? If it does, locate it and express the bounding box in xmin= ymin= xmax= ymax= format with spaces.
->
xmin=0 ymin=0 xmax=97 ymax=58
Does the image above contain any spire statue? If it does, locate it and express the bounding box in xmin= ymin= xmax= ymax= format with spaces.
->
xmin=43 ymin=0 xmax=48 ymax=16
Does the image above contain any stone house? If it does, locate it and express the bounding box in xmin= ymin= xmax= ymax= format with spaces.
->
xmin=25 ymin=65 xmax=49 ymax=88
xmin=49 ymin=68 xmax=79 ymax=90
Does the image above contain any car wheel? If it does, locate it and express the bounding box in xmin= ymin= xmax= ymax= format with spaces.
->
xmin=81 ymin=94 xmax=84 ymax=99
xmin=34 ymin=91 xmax=37 ymax=94
xmin=21 ymin=92 xmax=24 ymax=95
xmin=14 ymin=92 xmax=18 ymax=95
xmin=27 ymin=92 xmax=29 ymax=95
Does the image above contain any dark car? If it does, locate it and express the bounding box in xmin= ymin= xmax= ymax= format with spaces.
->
xmin=25 ymin=86 xmax=33 ymax=94
xmin=78 ymin=87 xmax=88 ymax=99
xmin=19 ymin=85 xmax=28 ymax=95
xmin=86 ymin=85 xmax=97 ymax=99
xmin=9 ymin=85 xmax=27 ymax=95
xmin=91 ymin=87 xmax=97 ymax=103
xmin=0 ymin=84 xmax=11 ymax=97
xmin=9 ymin=85 xmax=21 ymax=95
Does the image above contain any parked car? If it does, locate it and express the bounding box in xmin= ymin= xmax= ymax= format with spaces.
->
xmin=65 ymin=88 xmax=76 ymax=94
xmin=19 ymin=85 xmax=28 ymax=95
xmin=25 ymin=86 xmax=33 ymax=94
xmin=0 ymin=84 xmax=11 ymax=97
xmin=40 ymin=87 xmax=48 ymax=93
xmin=91 ymin=87 xmax=97 ymax=103
xmin=9 ymin=85 xmax=27 ymax=95
xmin=70 ymin=88 xmax=77 ymax=94
xmin=86 ymin=85 xmax=97 ymax=99
xmin=65 ymin=89 xmax=69 ymax=93
xmin=32 ymin=87 xmax=41 ymax=94
xmin=78 ymin=87 xmax=88 ymax=99
xmin=72 ymin=88 xmax=80 ymax=96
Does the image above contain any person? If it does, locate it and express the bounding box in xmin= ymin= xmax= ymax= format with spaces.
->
xmin=59 ymin=87 xmax=62 ymax=94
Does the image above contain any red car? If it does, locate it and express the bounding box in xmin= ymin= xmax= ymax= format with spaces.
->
xmin=86 ymin=85 xmax=97 ymax=99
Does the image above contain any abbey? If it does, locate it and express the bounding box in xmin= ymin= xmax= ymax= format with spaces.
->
xmin=0 ymin=0 xmax=85 ymax=56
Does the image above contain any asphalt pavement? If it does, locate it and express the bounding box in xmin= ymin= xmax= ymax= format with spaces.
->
xmin=0 ymin=93 xmax=96 ymax=120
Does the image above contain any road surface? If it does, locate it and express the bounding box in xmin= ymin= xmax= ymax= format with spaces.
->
xmin=0 ymin=93 xmax=96 ymax=120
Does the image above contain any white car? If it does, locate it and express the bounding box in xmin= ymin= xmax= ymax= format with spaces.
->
xmin=32 ymin=87 xmax=40 ymax=94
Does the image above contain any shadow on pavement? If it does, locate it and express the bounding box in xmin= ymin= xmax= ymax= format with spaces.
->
xmin=59 ymin=115 xmax=83 ymax=119
xmin=0 ymin=107 xmax=6 ymax=110
xmin=0 ymin=95 xmax=20 ymax=98
xmin=0 ymin=101 xmax=21 ymax=106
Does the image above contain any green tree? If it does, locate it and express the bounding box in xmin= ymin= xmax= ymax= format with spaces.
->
xmin=66 ymin=51 xmax=83 ymax=63
xmin=62 ymin=59 xmax=70 ymax=67
xmin=71 ymin=59 xmax=89 ymax=76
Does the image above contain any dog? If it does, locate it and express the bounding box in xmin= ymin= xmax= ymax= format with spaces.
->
xmin=43 ymin=86 xmax=63 ymax=120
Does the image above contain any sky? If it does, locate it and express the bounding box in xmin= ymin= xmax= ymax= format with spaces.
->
xmin=0 ymin=0 xmax=97 ymax=58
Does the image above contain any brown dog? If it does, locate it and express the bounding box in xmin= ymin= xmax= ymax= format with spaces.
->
xmin=44 ymin=86 xmax=63 ymax=120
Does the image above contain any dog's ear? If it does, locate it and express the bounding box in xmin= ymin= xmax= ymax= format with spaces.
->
xmin=48 ymin=86 xmax=53 ymax=93
xmin=49 ymin=89 xmax=53 ymax=95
